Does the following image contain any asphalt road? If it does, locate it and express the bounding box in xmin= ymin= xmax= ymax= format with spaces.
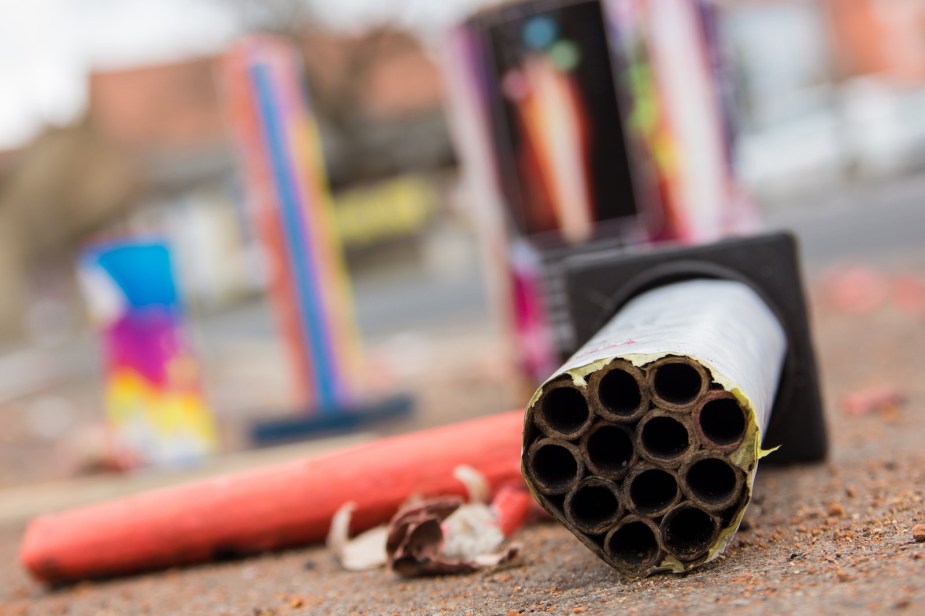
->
xmin=205 ymin=173 xmax=925 ymax=343
xmin=764 ymin=173 xmax=925 ymax=271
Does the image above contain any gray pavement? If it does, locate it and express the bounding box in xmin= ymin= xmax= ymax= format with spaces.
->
xmin=207 ymin=172 xmax=925 ymax=343
xmin=765 ymin=173 xmax=925 ymax=271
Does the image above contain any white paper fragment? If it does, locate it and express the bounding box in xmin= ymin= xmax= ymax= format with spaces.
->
xmin=453 ymin=465 xmax=491 ymax=504
xmin=327 ymin=502 xmax=388 ymax=571
xmin=472 ymin=544 xmax=520 ymax=567
xmin=441 ymin=503 xmax=504 ymax=560
xmin=558 ymin=279 xmax=785 ymax=432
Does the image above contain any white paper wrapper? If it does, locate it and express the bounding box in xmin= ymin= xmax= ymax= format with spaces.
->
xmin=558 ymin=279 xmax=785 ymax=433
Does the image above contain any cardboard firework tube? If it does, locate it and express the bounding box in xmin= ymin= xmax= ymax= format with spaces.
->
xmin=532 ymin=379 xmax=594 ymax=439
xmin=634 ymin=409 xmax=694 ymax=468
xmin=646 ymin=356 xmax=709 ymax=413
xmin=20 ymin=410 xmax=526 ymax=584
xmin=622 ymin=464 xmax=681 ymax=518
xmin=492 ymin=483 xmax=535 ymax=537
xmin=605 ymin=516 xmax=664 ymax=575
xmin=521 ymin=279 xmax=786 ymax=576
xmin=692 ymin=390 xmax=748 ymax=452
xmin=524 ymin=438 xmax=584 ymax=496
xmin=579 ymin=421 xmax=636 ymax=480
xmin=679 ymin=453 xmax=745 ymax=512
xmin=564 ymin=477 xmax=623 ymax=535
xmin=659 ymin=503 xmax=720 ymax=562
xmin=587 ymin=359 xmax=649 ymax=423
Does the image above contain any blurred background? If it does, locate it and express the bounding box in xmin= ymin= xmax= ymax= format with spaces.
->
xmin=1 ymin=0 xmax=924 ymax=494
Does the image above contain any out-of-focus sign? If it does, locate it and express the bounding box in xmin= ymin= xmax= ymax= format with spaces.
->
xmin=333 ymin=175 xmax=437 ymax=249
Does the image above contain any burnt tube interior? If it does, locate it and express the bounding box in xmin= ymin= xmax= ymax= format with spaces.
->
xmin=540 ymin=386 xmax=590 ymax=436
xmin=629 ymin=468 xmax=678 ymax=515
xmin=607 ymin=520 xmax=660 ymax=568
xmin=662 ymin=506 xmax=717 ymax=561
xmin=652 ymin=362 xmax=704 ymax=406
xmin=586 ymin=425 xmax=634 ymax=476
xmin=598 ymin=368 xmax=643 ymax=417
xmin=568 ymin=482 xmax=620 ymax=533
xmin=685 ymin=458 xmax=739 ymax=506
xmin=698 ymin=397 xmax=747 ymax=447
xmin=640 ymin=416 xmax=690 ymax=459
xmin=529 ymin=441 xmax=581 ymax=493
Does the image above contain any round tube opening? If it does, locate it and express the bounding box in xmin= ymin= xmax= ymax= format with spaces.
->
xmin=585 ymin=424 xmax=635 ymax=478
xmin=539 ymin=386 xmax=591 ymax=437
xmin=685 ymin=458 xmax=739 ymax=508
xmin=652 ymin=361 xmax=704 ymax=407
xmin=698 ymin=397 xmax=746 ymax=447
xmin=565 ymin=480 xmax=621 ymax=535
xmin=598 ymin=368 xmax=643 ymax=418
xmin=640 ymin=415 xmax=690 ymax=461
xmin=606 ymin=519 xmax=661 ymax=569
xmin=527 ymin=440 xmax=582 ymax=494
xmin=661 ymin=505 xmax=718 ymax=562
xmin=628 ymin=468 xmax=679 ymax=516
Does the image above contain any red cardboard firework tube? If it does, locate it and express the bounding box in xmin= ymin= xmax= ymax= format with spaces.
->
xmin=20 ymin=411 xmax=525 ymax=584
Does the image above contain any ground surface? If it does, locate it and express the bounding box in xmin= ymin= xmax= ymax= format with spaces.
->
xmin=2 ymin=270 xmax=924 ymax=615
xmin=1 ymin=178 xmax=925 ymax=614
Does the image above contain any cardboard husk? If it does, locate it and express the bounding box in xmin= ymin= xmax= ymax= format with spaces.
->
xmin=521 ymin=280 xmax=786 ymax=575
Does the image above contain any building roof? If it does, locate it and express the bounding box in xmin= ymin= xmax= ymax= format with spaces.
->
xmin=87 ymin=28 xmax=445 ymax=157
xmin=88 ymin=56 xmax=226 ymax=154
xmin=825 ymin=0 xmax=925 ymax=83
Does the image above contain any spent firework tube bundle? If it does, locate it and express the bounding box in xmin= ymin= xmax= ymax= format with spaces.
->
xmin=521 ymin=279 xmax=784 ymax=577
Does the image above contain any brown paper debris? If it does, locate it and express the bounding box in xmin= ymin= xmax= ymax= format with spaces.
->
xmin=386 ymin=497 xmax=518 ymax=577
xmin=913 ymin=524 xmax=925 ymax=543
xmin=841 ymin=385 xmax=905 ymax=417
xmin=328 ymin=467 xmax=519 ymax=575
